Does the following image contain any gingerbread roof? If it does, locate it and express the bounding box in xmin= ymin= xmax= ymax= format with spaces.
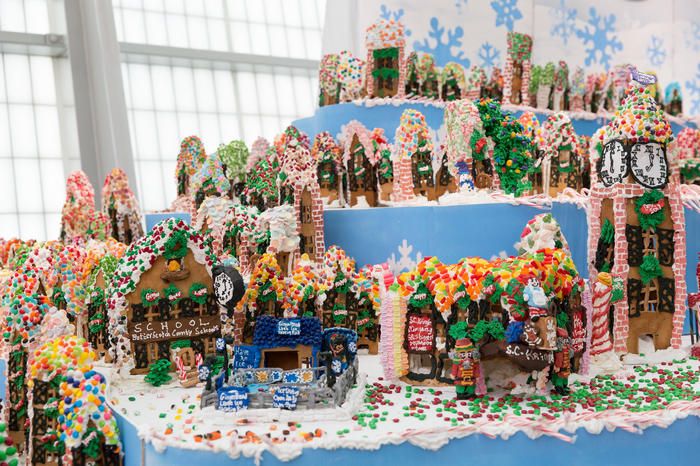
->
xmin=394 ymin=109 xmax=433 ymax=160
xmin=365 ymin=19 xmax=406 ymax=50
xmin=540 ymin=113 xmax=578 ymax=158
xmin=602 ymin=83 xmax=673 ymax=145
xmin=340 ymin=120 xmax=376 ymax=164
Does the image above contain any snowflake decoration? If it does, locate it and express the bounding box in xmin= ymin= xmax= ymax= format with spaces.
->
xmin=386 ymin=239 xmax=424 ymax=276
xmin=686 ymin=22 xmax=700 ymax=52
xmin=549 ymin=0 xmax=577 ymax=45
xmin=378 ymin=4 xmax=411 ymax=36
xmin=575 ymin=7 xmax=623 ymax=70
xmin=646 ymin=35 xmax=666 ymax=67
xmin=685 ymin=64 xmax=700 ymax=115
xmin=455 ymin=0 xmax=468 ymax=14
xmin=490 ymin=0 xmax=523 ymax=31
xmin=478 ymin=42 xmax=501 ymax=72
xmin=414 ymin=17 xmax=469 ymax=68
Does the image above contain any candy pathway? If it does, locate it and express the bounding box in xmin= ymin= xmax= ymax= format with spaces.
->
xmin=105 ymin=348 xmax=700 ymax=463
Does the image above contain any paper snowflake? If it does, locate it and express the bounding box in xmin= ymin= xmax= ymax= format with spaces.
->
xmin=413 ymin=17 xmax=469 ymax=68
xmin=686 ymin=64 xmax=700 ymax=115
xmin=575 ymin=7 xmax=623 ymax=70
xmin=646 ymin=35 xmax=666 ymax=67
xmin=549 ymin=0 xmax=577 ymax=45
xmin=478 ymin=42 xmax=501 ymax=72
xmin=686 ymin=21 xmax=700 ymax=52
xmin=455 ymin=0 xmax=468 ymax=14
xmin=490 ymin=0 xmax=523 ymax=32
xmin=386 ymin=239 xmax=424 ymax=276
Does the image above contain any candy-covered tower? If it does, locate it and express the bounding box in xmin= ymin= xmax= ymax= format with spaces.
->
xmin=102 ymin=167 xmax=144 ymax=244
xmin=588 ymin=80 xmax=687 ymax=354
xmin=502 ymin=32 xmax=532 ymax=105
xmin=541 ymin=113 xmax=581 ymax=196
xmin=393 ymin=109 xmax=433 ymax=201
xmin=365 ymin=19 xmax=406 ymax=98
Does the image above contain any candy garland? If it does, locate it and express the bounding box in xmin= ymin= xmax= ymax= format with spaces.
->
xmin=61 ymin=170 xmax=96 ymax=242
xmin=106 ymin=218 xmax=215 ymax=366
xmin=191 ymin=152 xmax=231 ymax=197
xmin=101 ymin=168 xmax=144 ymax=243
xmin=444 ymin=100 xmax=481 ymax=184
xmin=515 ymin=213 xmax=570 ymax=255
xmin=601 ymin=84 xmax=673 ymax=145
xmin=365 ymin=19 xmax=405 ymax=50
xmin=218 ymin=140 xmax=249 ymax=183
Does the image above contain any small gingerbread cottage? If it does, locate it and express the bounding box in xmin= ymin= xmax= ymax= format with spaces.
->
xmin=676 ymin=127 xmax=700 ymax=185
xmin=60 ymin=171 xmax=96 ymax=242
xmin=220 ymin=204 xmax=263 ymax=274
xmin=440 ymin=62 xmax=465 ymax=101
xmin=552 ymin=61 xmax=569 ymax=112
xmin=483 ymin=66 xmax=503 ymax=101
xmin=85 ymin=254 xmax=120 ymax=359
xmin=465 ymin=65 xmax=487 ymax=101
xmin=101 ymin=168 xmax=144 ymax=245
xmin=336 ymin=50 xmax=366 ymax=102
xmin=319 ymin=246 xmax=357 ymax=331
xmin=170 ymin=135 xmax=206 ymax=223
xmin=444 ymin=99 xmax=483 ymax=192
xmin=279 ymin=128 xmax=325 ymax=263
xmin=540 ymin=113 xmax=581 ymax=196
xmin=340 ymin=120 xmax=378 ymax=207
xmin=365 ymin=19 xmax=406 ymax=98
xmin=371 ymin=127 xmax=395 ymax=201
xmin=319 ymin=53 xmax=340 ymax=106
xmin=588 ymin=80 xmax=687 ymax=354
xmin=502 ymin=32 xmax=532 ymax=105
xmin=404 ymin=52 xmax=439 ymax=99
xmin=311 ymin=131 xmax=344 ymax=204
xmin=392 ymin=109 xmax=434 ymax=201
xmin=107 ymin=218 xmax=220 ymax=374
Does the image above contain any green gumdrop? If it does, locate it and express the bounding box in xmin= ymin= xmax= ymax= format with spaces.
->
xmin=0 ymin=451 xmax=6 ymax=460
xmin=9 ymin=459 xmax=18 ymax=466
xmin=6 ymin=446 xmax=16 ymax=455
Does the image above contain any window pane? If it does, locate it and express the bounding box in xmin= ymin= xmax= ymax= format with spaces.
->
xmin=193 ymin=68 xmax=216 ymax=112
xmin=9 ymin=104 xmax=37 ymax=158
xmin=187 ymin=16 xmax=209 ymax=49
xmin=214 ymin=70 xmax=236 ymax=112
xmin=4 ymin=54 xmax=32 ymax=103
xmin=145 ymin=11 xmax=168 ymax=45
xmin=122 ymin=8 xmax=147 ymax=43
xmin=237 ymin=72 xmax=258 ymax=113
xmin=230 ymin=21 xmax=251 ymax=53
xmin=133 ymin=110 xmax=159 ymax=158
xmin=40 ymin=159 xmax=65 ymax=211
xmin=14 ymin=159 xmax=43 ymax=212
xmin=0 ymin=158 xmax=17 ymax=213
xmin=19 ymin=214 xmax=45 ymax=239
xmin=151 ymin=66 xmax=175 ymax=110
xmin=35 ymin=106 xmax=61 ymax=158
xmin=256 ymin=73 xmax=277 ymax=114
xmin=249 ymin=23 xmax=270 ymax=55
xmin=0 ymin=214 xmax=20 ymax=238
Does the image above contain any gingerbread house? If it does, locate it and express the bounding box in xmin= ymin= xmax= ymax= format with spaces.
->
xmin=676 ymin=127 xmax=700 ymax=185
xmin=535 ymin=62 xmax=555 ymax=109
xmin=319 ymin=53 xmax=340 ymax=106
xmin=393 ymin=109 xmax=434 ymax=201
xmin=107 ymin=218 xmax=220 ymax=374
xmin=192 ymin=153 xmax=235 ymax=256
xmin=444 ymin=99 xmax=483 ymax=192
xmin=440 ymin=62 xmax=465 ymax=101
xmin=238 ymin=253 xmax=285 ymax=343
xmin=340 ymin=120 xmax=378 ymax=207
xmin=336 ymin=50 xmax=366 ymax=102
xmin=483 ymin=66 xmax=503 ymax=101
xmin=170 ymin=135 xmax=205 ymax=223
xmin=552 ymin=61 xmax=569 ymax=111
xmin=320 ymin=246 xmax=357 ymax=331
xmin=370 ymin=128 xmax=394 ymax=202
xmin=588 ymin=81 xmax=687 ymax=354
xmin=85 ymin=254 xmax=120 ymax=359
xmin=311 ymin=131 xmax=344 ymax=204
xmin=664 ymin=82 xmax=683 ymax=116
xmin=221 ymin=205 xmax=263 ymax=275
xmin=465 ymin=65 xmax=487 ymax=101
xmin=569 ymin=66 xmax=586 ymax=112
xmin=404 ymin=52 xmax=439 ymax=99
xmin=540 ymin=113 xmax=581 ymax=196
xmin=245 ymin=152 xmax=280 ymax=212
xmin=517 ymin=111 xmax=544 ymax=194
xmin=60 ymin=171 xmax=96 ymax=242
xmin=502 ymin=32 xmax=532 ymax=105
xmin=101 ymin=168 xmax=144 ymax=245
xmin=365 ymin=19 xmax=406 ymax=98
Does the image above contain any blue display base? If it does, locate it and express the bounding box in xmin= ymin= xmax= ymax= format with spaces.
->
xmin=110 ymin=407 xmax=699 ymax=466
xmin=293 ymin=102 xmax=696 ymax=143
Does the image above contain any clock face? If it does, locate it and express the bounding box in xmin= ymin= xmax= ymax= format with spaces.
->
xmin=629 ymin=142 xmax=668 ymax=188
xmin=599 ymin=140 xmax=628 ymax=187
xmin=214 ymin=273 xmax=234 ymax=307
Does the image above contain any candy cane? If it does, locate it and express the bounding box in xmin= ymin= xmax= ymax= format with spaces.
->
xmin=175 ymin=355 xmax=186 ymax=380
xmin=590 ymin=274 xmax=614 ymax=356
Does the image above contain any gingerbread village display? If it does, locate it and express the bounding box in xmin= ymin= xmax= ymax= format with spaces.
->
xmin=0 ymin=10 xmax=699 ymax=460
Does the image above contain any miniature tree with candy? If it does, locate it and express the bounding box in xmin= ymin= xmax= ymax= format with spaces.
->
xmin=144 ymin=359 xmax=172 ymax=387
xmin=370 ymin=128 xmax=394 ymax=202
xmin=517 ymin=112 xmax=543 ymax=194
xmin=320 ymin=246 xmax=357 ymax=329
xmin=218 ymin=140 xmax=249 ymax=199
xmin=238 ymin=253 xmax=284 ymax=342
xmin=101 ymin=168 xmax=144 ymax=245
xmin=170 ymin=135 xmax=205 ymax=223
xmin=405 ymin=52 xmax=439 ymax=99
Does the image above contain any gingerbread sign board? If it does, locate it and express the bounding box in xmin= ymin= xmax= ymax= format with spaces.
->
xmin=129 ymin=314 xmax=220 ymax=343
xmin=503 ymin=343 xmax=554 ymax=371
xmin=406 ymin=314 xmax=434 ymax=352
